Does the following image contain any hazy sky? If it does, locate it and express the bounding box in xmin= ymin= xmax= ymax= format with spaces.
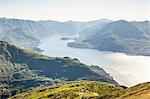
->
xmin=0 ymin=0 xmax=149 ymax=21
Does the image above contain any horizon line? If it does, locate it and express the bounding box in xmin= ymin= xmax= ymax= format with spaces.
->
xmin=0 ymin=17 xmax=149 ymax=22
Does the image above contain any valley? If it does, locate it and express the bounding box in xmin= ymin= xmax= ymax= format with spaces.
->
xmin=39 ymin=34 xmax=150 ymax=87
xmin=0 ymin=18 xmax=150 ymax=98
xmin=1 ymin=0 xmax=149 ymax=98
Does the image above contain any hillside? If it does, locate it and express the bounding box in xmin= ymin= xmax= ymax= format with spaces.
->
xmin=0 ymin=18 xmax=55 ymax=50
xmin=9 ymin=81 xmax=150 ymax=99
xmin=0 ymin=41 xmax=116 ymax=98
xmin=9 ymin=81 xmax=125 ymax=99
xmin=68 ymin=20 xmax=150 ymax=56
xmin=119 ymin=82 xmax=150 ymax=99
xmin=0 ymin=18 xmax=110 ymax=51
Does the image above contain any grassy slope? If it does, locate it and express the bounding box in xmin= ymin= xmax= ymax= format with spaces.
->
xmin=118 ymin=82 xmax=150 ymax=99
xmin=10 ymin=81 xmax=150 ymax=99
xmin=9 ymin=81 xmax=125 ymax=99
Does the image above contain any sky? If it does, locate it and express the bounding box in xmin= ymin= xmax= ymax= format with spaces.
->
xmin=0 ymin=0 xmax=149 ymax=21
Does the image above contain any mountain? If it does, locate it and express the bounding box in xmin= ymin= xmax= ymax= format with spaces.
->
xmin=78 ymin=19 xmax=112 ymax=39
xmin=0 ymin=41 xmax=116 ymax=98
xmin=0 ymin=18 xmax=56 ymax=39
xmin=131 ymin=21 xmax=150 ymax=38
xmin=38 ymin=20 xmax=77 ymax=36
xmin=92 ymin=20 xmax=147 ymax=39
xmin=9 ymin=81 xmax=150 ymax=99
xmin=0 ymin=18 xmax=112 ymax=51
xmin=0 ymin=18 xmax=56 ymax=51
xmin=1 ymin=18 xmax=149 ymax=56
xmin=68 ymin=20 xmax=150 ymax=56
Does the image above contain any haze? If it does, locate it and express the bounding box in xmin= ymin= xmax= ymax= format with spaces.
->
xmin=0 ymin=0 xmax=149 ymax=21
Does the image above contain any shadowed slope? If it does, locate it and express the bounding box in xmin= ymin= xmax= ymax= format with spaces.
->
xmin=0 ymin=41 xmax=116 ymax=98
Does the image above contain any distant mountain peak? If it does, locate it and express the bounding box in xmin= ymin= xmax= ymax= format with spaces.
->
xmin=110 ymin=20 xmax=130 ymax=26
xmin=117 ymin=19 xmax=127 ymax=22
xmin=99 ymin=18 xmax=113 ymax=22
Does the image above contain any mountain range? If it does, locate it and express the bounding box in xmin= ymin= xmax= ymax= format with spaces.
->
xmin=0 ymin=18 xmax=109 ymax=51
xmin=0 ymin=18 xmax=150 ymax=98
xmin=1 ymin=18 xmax=149 ymax=56
xmin=68 ymin=20 xmax=150 ymax=56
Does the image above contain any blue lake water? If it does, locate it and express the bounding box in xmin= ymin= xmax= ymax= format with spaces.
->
xmin=39 ymin=34 xmax=150 ymax=86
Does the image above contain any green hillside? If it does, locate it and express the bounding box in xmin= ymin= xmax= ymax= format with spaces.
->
xmin=0 ymin=41 xmax=116 ymax=98
xmin=118 ymin=82 xmax=150 ymax=99
xmin=9 ymin=81 xmax=125 ymax=99
xmin=10 ymin=81 xmax=150 ymax=99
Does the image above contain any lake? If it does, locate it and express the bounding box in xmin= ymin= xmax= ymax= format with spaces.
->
xmin=39 ymin=34 xmax=150 ymax=86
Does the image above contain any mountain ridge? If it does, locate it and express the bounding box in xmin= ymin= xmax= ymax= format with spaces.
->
xmin=0 ymin=18 xmax=112 ymax=50
xmin=68 ymin=20 xmax=150 ymax=56
xmin=0 ymin=41 xmax=117 ymax=98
